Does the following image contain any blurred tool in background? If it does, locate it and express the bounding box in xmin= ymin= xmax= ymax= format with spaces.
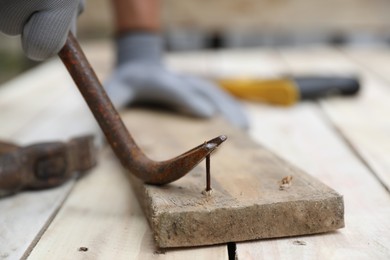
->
xmin=217 ymin=75 xmax=360 ymax=106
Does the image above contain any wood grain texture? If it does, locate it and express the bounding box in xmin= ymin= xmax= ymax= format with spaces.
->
xmin=122 ymin=110 xmax=343 ymax=248
xmin=17 ymin=43 xmax=228 ymax=260
xmin=233 ymin=48 xmax=390 ymax=259
xmin=0 ymin=60 xmax=99 ymax=259
xmin=338 ymin=47 xmax=390 ymax=191
xmin=3 ymin=41 xmax=390 ymax=259
xmin=279 ymin=46 xmax=390 ymax=191
xmin=238 ymin=102 xmax=390 ymax=259
xmin=165 ymin=47 xmax=390 ymax=258
xmin=27 ymin=148 xmax=228 ymax=260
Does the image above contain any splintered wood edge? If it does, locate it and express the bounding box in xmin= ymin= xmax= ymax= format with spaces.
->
xmin=130 ymin=174 xmax=344 ymax=248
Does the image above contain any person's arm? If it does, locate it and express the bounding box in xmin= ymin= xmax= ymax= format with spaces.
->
xmin=105 ymin=0 xmax=249 ymax=129
xmin=112 ymin=0 xmax=160 ymax=34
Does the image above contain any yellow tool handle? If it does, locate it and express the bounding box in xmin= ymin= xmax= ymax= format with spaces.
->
xmin=217 ymin=78 xmax=299 ymax=106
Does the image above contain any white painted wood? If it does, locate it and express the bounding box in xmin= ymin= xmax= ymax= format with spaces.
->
xmin=239 ymin=102 xmax=390 ymax=259
xmin=168 ymin=47 xmax=390 ymax=259
xmin=0 ymin=60 xmax=100 ymax=143
xmin=3 ymin=42 xmax=390 ymax=259
xmin=279 ymin=46 xmax=390 ymax=191
xmin=27 ymin=149 xmax=229 ymax=260
xmin=232 ymin=47 xmax=390 ymax=259
xmin=0 ymin=59 xmax=99 ymax=260
xmin=340 ymin=47 xmax=390 ymax=190
xmin=2 ymin=42 xmax=228 ymax=259
xmin=166 ymin=47 xmax=287 ymax=78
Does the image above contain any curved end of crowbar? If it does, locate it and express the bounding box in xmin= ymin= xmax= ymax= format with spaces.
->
xmin=59 ymin=33 xmax=228 ymax=187
xmin=142 ymin=135 xmax=227 ymax=185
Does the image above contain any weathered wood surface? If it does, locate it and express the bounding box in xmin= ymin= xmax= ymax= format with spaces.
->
xmin=0 ymin=49 xmax=228 ymax=259
xmin=1 ymin=42 xmax=390 ymax=259
xmin=27 ymin=148 xmax=228 ymax=260
xmin=336 ymin=47 xmax=390 ymax=191
xmin=168 ymin=47 xmax=390 ymax=258
xmin=0 ymin=60 xmax=98 ymax=260
xmin=124 ymin=111 xmax=343 ymax=248
xmin=280 ymin=46 xmax=390 ymax=191
xmin=244 ymin=47 xmax=390 ymax=259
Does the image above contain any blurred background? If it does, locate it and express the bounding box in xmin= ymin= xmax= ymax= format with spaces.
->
xmin=1 ymin=0 xmax=390 ymax=84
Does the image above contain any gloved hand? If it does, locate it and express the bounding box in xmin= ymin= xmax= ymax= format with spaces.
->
xmin=0 ymin=0 xmax=84 ymax=61
xmin=105 ymin=32 xmax=249 ymax=129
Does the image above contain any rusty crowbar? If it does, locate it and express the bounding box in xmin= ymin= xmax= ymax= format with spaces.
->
xmin=58 ymin=32 xmax=226 ymax=185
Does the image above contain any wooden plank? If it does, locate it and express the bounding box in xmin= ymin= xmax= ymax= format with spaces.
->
xmin=150 ymin=46 xmax=390 ymax=257
xmin=238 ymin=101 xmax=390 ymax=259
xmin=27 ymin=148 xmax=229 ymax=260
xmin=121 ymin=110 xmax=343 ymax=248
xmin=0 ymin=60 xmax=99 ymax=143
xmin=0 ymin=60 xmax=99 ymax=259
xmin=0 ymin=61 xmax=69 ymax=140
xmin=8 ymin=42 xmax=390 ymax=258
xmin=166 ymin=47 xmax=286 ymax=78
xmin=228 ymin=47 xmax=390 ymax=259
xmin=0 ymin=182 xmax=73 ymax=260
xmin=23 ymin=42 xmax=229 ymax=259
xmin=279 ymin=46 xmax=390 ymax=191
xmin=169 ymin=47 xmax=390 ymax=258
xmin=338 ymin=47 xmax=390 ymax=190
xmin=27 ymin=108 xmax=342 ymax=254
xmin=339 ymin=46 xmax=390 ymax=80
xmin=169 ymin=46 xmax=390 ymax=258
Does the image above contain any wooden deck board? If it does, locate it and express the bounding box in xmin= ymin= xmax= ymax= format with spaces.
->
xmin=338 ymin=47 xmax=390 ymax=190
xmin=1 ymin=43 xmax=390 ymax=259
xmin=0 ymin=46 xmax=228 ymax=259
xmin=279 ymin=46 xmax=390 ymax=191
xmin=232 ymin=46 xmax=390 ymax=259
xmin=238 ymin=102 xmax=390 ymax=259
xmin=0 ymin=60 xmax=97 ymax=259
xmin=124 ymin=110 xmax=343 ymax=248
xmin=27 ymin=148 xmax=228 ymax=259
xmin=168 ymin=46 xmax=390 ymax=258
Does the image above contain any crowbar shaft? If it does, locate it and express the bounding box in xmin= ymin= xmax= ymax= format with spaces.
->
xmin=58 ymin=32 xmax=226 ymax=185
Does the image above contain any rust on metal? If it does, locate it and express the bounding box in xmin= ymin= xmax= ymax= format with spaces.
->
xmin=0 ymin=135 xmax=97 ymax=197
xmin=58 ymin=32 xmax=226 ymax=185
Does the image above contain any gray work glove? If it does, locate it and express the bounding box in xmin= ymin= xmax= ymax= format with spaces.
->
xmin=105 ymin=32 xmax=249 ymax=129
xmin=0 ymin=0 xmax=84 ymax=61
